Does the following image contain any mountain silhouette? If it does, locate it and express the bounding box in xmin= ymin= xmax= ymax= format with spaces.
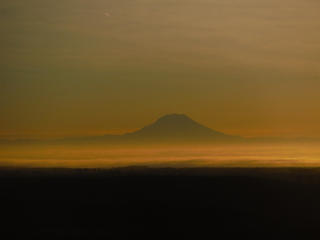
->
xmin=123 ymin=114 xmax=232 ymax=141
xmin=95 ymin=113 xmax=241 ymax=143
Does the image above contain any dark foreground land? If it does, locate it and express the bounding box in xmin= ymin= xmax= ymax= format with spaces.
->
xmin=2 ymin=167 xmax=320 ymax=239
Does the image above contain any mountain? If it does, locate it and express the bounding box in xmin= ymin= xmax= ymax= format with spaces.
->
xmin=121 ymin=114 xmax=235 ymax=141
xmin=97 ymin=113 xmax=241 ymax=143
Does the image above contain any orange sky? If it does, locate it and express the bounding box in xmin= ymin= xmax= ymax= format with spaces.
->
xmin=1 ymin=0 xmax=320 ymax=139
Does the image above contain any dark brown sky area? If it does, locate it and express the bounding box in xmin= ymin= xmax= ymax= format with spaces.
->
xmin=1 ymin=0 xmax=320 ymax=139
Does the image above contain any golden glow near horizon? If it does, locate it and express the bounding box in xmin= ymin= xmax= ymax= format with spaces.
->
xmin=1 ymin=143 xmax=320 ymax=168
xmin=1 ymin=0 xmax=320 ymax=139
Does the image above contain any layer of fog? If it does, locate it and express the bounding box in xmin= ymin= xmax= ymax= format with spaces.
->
xmin=1 ymin=143 xmax=320 ymax=168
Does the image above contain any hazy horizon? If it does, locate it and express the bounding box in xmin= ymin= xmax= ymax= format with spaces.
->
xmin=2 ymin=113 xmax=320 ymax=142
xmin=1 ymin=142 xmax=320 ymax=168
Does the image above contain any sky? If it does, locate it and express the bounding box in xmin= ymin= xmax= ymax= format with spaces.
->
xmin=1 ymin=0 xmax=320 ymax=139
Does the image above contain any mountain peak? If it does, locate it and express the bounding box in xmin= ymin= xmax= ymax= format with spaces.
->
xmin=155 ymin=113 xmax=194 ymax=124
xmin=124 ymin=113 xmax=238 ymax=142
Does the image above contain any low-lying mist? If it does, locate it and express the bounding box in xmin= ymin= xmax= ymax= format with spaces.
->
xmin=1 ymin=142 xmax=320 ymax=168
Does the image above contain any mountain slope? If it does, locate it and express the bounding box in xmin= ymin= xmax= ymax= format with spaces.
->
xmin=123 ymin=114 xmax=234 ymax=141
xmin=90 ymin=113 xmax=240 ymax=143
